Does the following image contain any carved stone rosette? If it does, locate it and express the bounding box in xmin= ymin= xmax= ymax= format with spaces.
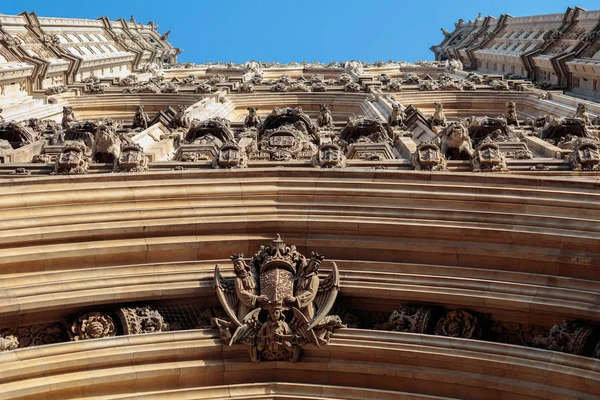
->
xmin=434 ymin=310 xmax=482 ymax=339
xmin=411 ymin=142 xmax=448 ymax=171
xmin=212 ymin=235 xmax=345 ymax=363
xmin=116 ymin=306 xmax=168 ymax=335
xmin=69 ymin=312 xmax=117 ymax=341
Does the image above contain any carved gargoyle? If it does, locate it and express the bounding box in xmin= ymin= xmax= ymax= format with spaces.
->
xmin=436 ymin=122 xmax=473 ymax=160
xmin=212 ymin=235 xmax=345 ymax=363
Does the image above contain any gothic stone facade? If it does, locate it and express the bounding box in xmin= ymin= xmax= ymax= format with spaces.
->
xmin=0 ymin=8 xmax=599 ymax=400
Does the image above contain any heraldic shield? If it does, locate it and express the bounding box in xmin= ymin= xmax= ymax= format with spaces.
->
xmin=212 ymin=235 xmax=345 ymax=363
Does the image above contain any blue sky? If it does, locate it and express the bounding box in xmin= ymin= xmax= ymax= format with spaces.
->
xmin=3 ymin=1 xmax=599 ymax=63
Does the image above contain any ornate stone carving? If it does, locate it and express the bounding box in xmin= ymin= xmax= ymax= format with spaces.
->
xmin=540 ymin=117 xmax=592 ymax=142
xmin=403 ymin=73 xmax=420 ymax=84
xmin=533 ymin=319 xmax=600 ymax=356
xmin=45 ymin=85 xmax=67 ymax=95
xmin=277 ymin=74 xmax=292 ymax=85
xmin=1 ymin=323 xmax=65 ymax=348
xmin=567 ymin=138 xmax=600 ymax=171
xmin=195 ymin=81 xmax=214 ymax=93
xmin=69 ymin=312 xmax=116 ymax=341
xmin=0 ymin=335 xmax=19 ymax=351
xmin=209 ymin=74 xmax=226 ymax=85
xmin=436 ymin=122 xmax=473 ymax=160
xmin=288 ymin=82 xmax=310 ymax=92
xmin=252 ymin=107 xmax=317 ymax=161
xmin=172 ymin=105 xmax=190 ymax=129
xmin=376 ymin=306 xmax=438 ymax=333
xmin=344 ymin=82 xmax=361 ymax=92
xmin=270 ymin=82 xmax=288 ymax=92
xmin=212 ymin=235 xmax=344 ymax=363
xmin=317 ymin=104 xmax=333 ymax=129
xmin=388 ymin=103 xmax=406 ymax=129
xmin=490 ymin=80 xmax=509 ymax=91
xmin=0 ymin=121 xmax=38 ymax=148
xmin=574 ymin=103 xmax=593 ymax=126
xmin=239 ymin=82 xmax=254 ymax=93
xmin=133 ymin=105 xmax=149 ymax=130
xmin=471 ymin=141 xmax=509 ymax=172
xmin=185 ymin=117 xmax=235 ymax=144
xmin=244 ymin=107 xmax=261 ymax=129
xmin=411 ymin=142 xmax=448 ymax=171
xmin=384 ymin=79 xmax=403 ymax=92
xmin=42 ymin=33 xmax=61 ymax=47
xmin=213 ymin=142 xmax=248 ymax=169
xmin=340 ymin=116 xmax=390 ymax=145
xmin=504 ymin=102 xmax=519 ymax=127
xmin=488 ymin=321 xmax=548 ymax=347
xmin=116 ymin=306 xmax=168 ymax=335
xmin=338 ymin=73 xmax=352 ymax=84
xmin=312 ymin=142 xmax=346 ymax=168
xmin=61 ymin=106 xmax=77 ymax=130
xmin=434 ymin=310 xmax=482 ymax=340
xmin=428 ymin=102 xmax=447 ymax=131
xmin=54 ymin=144 xmax=90 ymax=175
xmin=92 ymin=124 xmax=121 ymax=163
xmin=114 ymin=144 xmax=148 ymax=172
xmin=466 ymin=72 xmax=483 ymax=84
xmin=419 ymin=80 xmax=440 ymax=91
xmin=311 ymin=82 xmax=327 ymax=92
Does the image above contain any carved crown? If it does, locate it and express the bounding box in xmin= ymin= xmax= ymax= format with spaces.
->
xmin=252 ymin=234 xmax=304 ymax=275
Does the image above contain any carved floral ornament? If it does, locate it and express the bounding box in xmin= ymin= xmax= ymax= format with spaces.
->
xmin=212 ymin=235 xmax=345 ymax=363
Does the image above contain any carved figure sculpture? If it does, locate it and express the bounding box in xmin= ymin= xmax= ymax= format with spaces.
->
xmin=437 ymin=122 xmax=474 ymax=160
xmin=244 ymin=107 xmax=261 ymax=129
xmin=61 ymin=106 xmax=76 ymax=130
xmin=504 ymin=102 xmax=519 ymax=127
xmin=574 ymin=103 xmax=593 ymax=126
xmin=429 ymin=102 xmax=447 ymax=131
xmin=92 ymin=124 xmax=121 ymax=163
xmin=388 ymin=103 xmax=406 ymax=128
xmin=133 ymin=105 xmax=149 ymax=130
xmin=317 ymin=104 xmax=333 ymax=129
xmin=172 ymin=105 xmax=190 ymax=129
xmin=212 ymin=236 xmax=344 ymax=362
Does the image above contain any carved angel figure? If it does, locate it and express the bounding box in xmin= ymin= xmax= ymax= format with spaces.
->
xmin=212 ymin=235 xmax=344 ymax=362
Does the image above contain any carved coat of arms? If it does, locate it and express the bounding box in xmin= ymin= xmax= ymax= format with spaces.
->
xmin=212 ymin=235 xmax=345 ymax=363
